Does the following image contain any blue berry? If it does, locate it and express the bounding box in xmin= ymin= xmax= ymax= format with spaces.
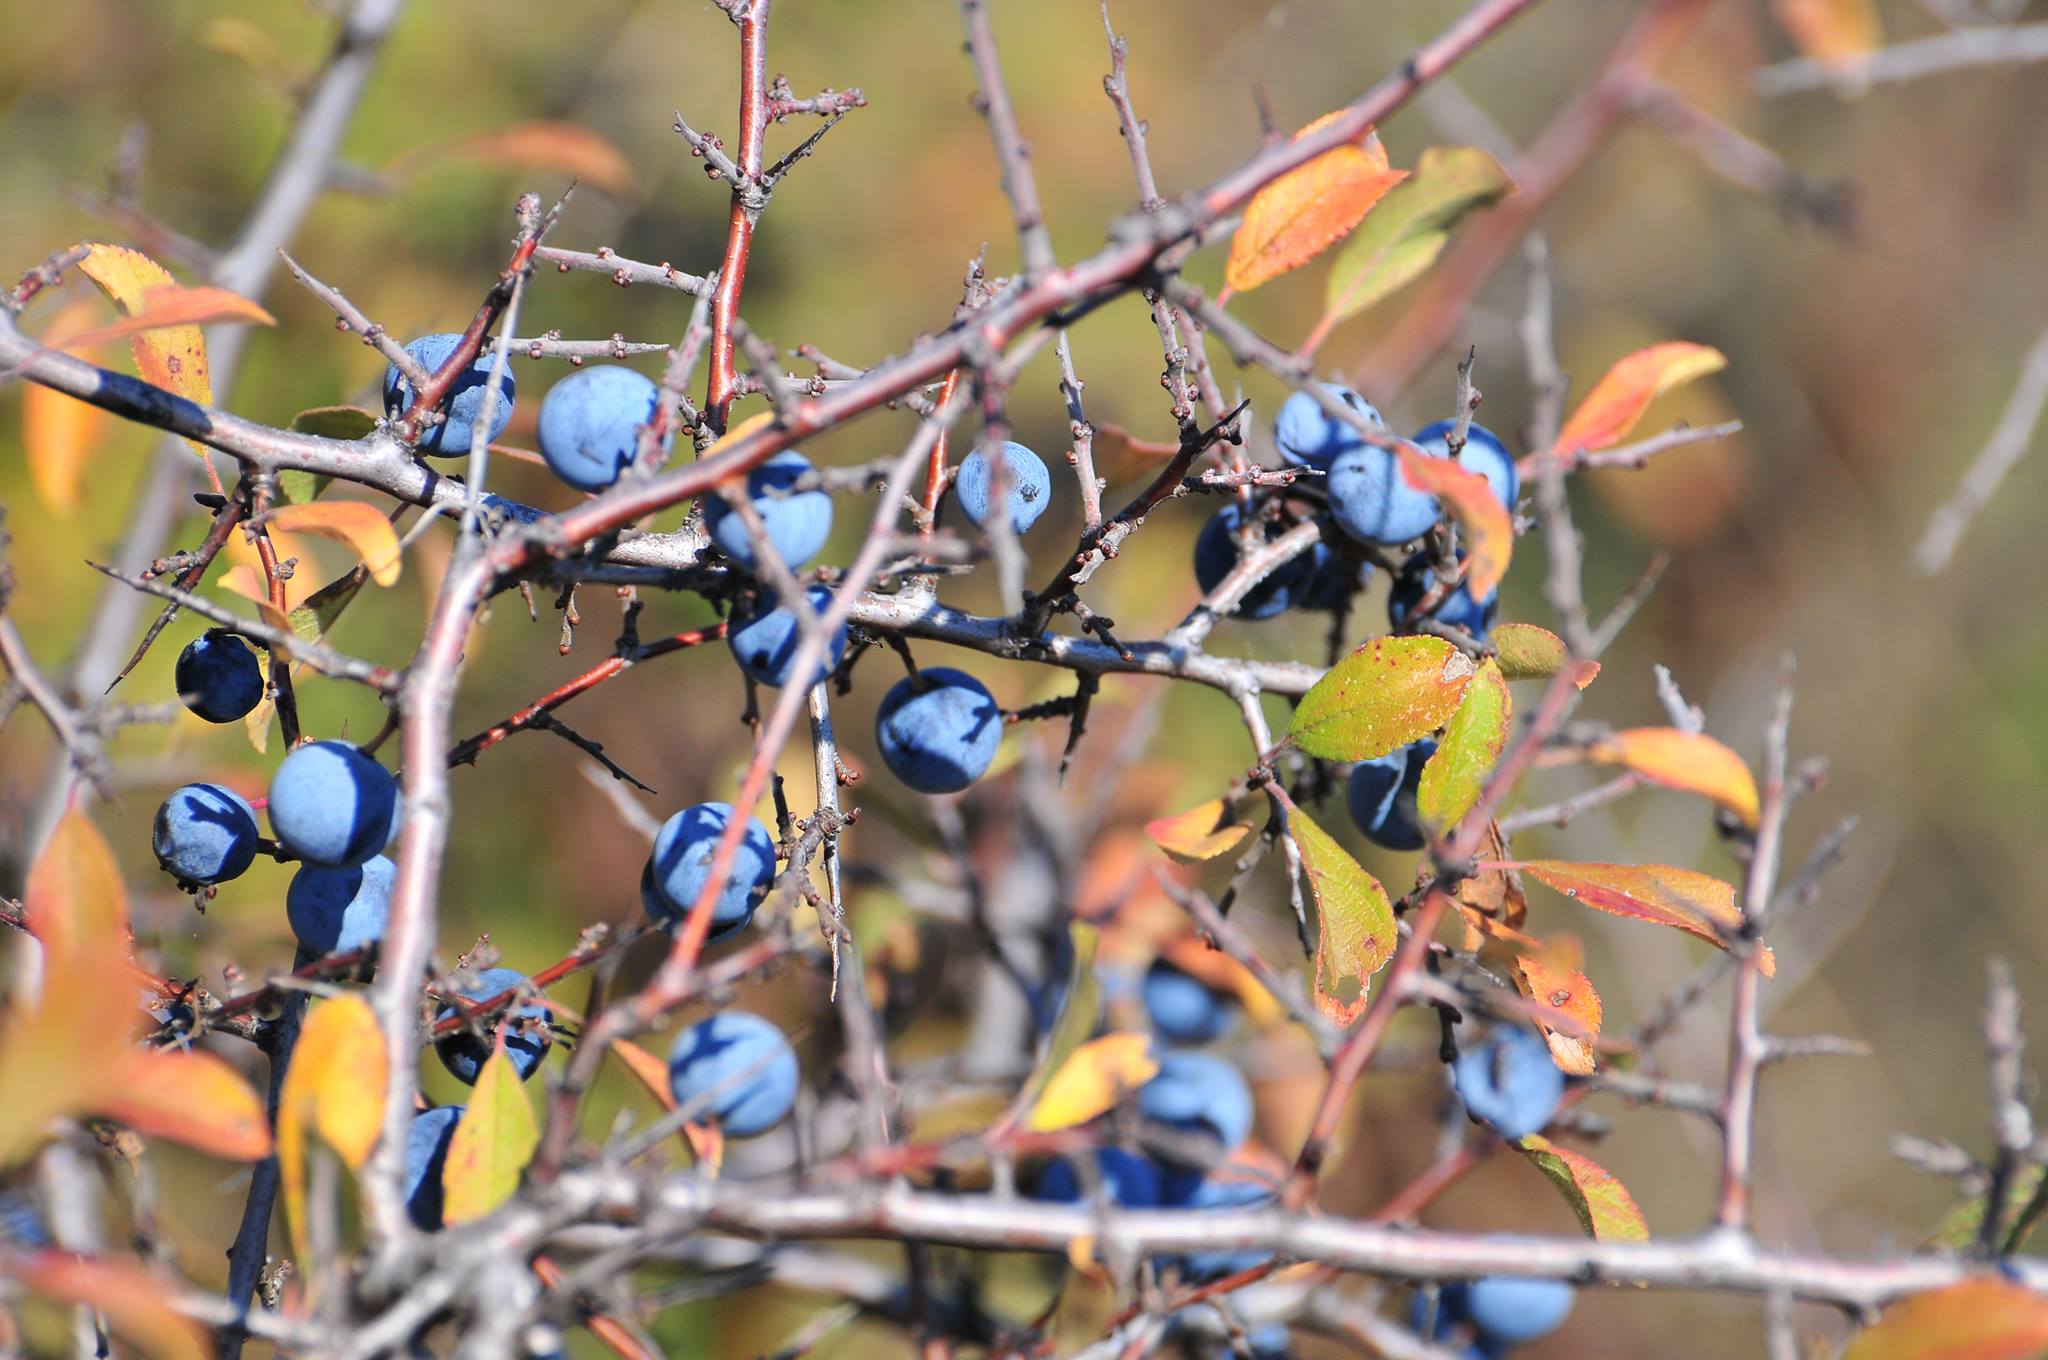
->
xmin=702 ymin=450 xmax=834 ymax=571
xmin=874 ymin=667 xmax=1002 ymax=794
xmin=667 ymin=1010 xmax=800 ymax=1137
xmin=434 ymin=968 xmax=551 ymax=1085
xmin=645 ymin=802 xmax=776 ymax=940
xmin=1388 ymin=551 xmax=1497 ymax=641
xmin=1161 ymin=1167 xmax=1275 ymax=1279
xmin=1327 ymin=435 xmax=1444 ymax=547
xmin=727 ymin=585 xmax=848 ymax=689
xmin=268 ymin=740 xmax=401 ymax=869
xmin=286 ymin=855 xmax=394 ymax=955
xmin=1412 ymin=420 xmax=1519 ymax=511
xmin=174 ymin=630 xmax=263 ymax=723
xmin=955 ymin=441 xmax=1052 ymax=534
xmin=1409 ymin=1288 xmax=1494 ymax=1359
xmin=1245 ymin=1324 xmax=1293 ymax=1359
xmin=1273 ymin=383 xmax=1382 ymax=470
xmin=480 ymin=493 xmax=544 ymax=526
xmin=382 ymin=333 xmax=516 ymax=455
xmin=1193 ymin=502 xmax=1319 ymax=620
xmin=1139 ymin=1052 xmax=1254 ymax=1159
xmin=1460 ymin=1277 xmax=1575 ymax=1345
xmin=402 ymin=1106 xmax=463 ymax=1230
xmin=1032 ymin=1148 xmax=1161 ymax=1207
xmin=536 ymin=365 xmax=667 ymax=492
xmin=1453 ymin=1027 xmax=1566 ymax=1140
xmin=1143 ymin=959 xmax=1239 ymax=1045
xmin=152 ymin=783 xmax=260 ymax=886
xmin=1345 ymin=738 xmax=1435 ymax=851
xmin=1293 ymin=547 xmax=1369 ymax=613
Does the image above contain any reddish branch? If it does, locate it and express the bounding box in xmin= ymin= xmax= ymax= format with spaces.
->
xmin=703 ymin=0 xmax=774 ymax=432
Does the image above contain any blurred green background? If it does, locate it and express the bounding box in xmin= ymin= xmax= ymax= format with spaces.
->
xmin=4 ymin=0 xmax=2048 ymax=1355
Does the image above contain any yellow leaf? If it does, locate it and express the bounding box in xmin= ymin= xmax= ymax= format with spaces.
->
xmin=442 ymin=1046 xmax=540 ymax=1224
xmin=1025 ymin=1033 xmax=1158 ymax=1133
xmin=102 ymin=1050 xmax=271 ymax=1161
xmin=75 ymin=244 xmax=216 ymax=466
xmin=62 ymin=285 xmax=274 ymax=350
xmin=1518 ymin=1136 xmax=1647 ymax=1241
xmin=1226 ymin=113 xmax=1408 ymax=292
xmin=1145 ymin=799 xmax=1252 ymax=864
xmin=1844 ymin=1280 xmax=2048 ymax=1360
xmin=1287 ymin=798 xmax=1396 ymax=1025
xmin=5 ymin=1251 xmax=212 ymax=1360
xmin=1515 ymin=860 xmax=1774 ymax=976
xmin=1773 ymin=0 xmax=1881 ymax=70
xmin=267 ymin=501 xmax=402 ymax=586
xmin=280 ymin=996 xmax=387 ymax=1265
xmin=391 ymin=121 xmax=636 ymax=198
xmin=1396 ymin=447 xmax=1513 ymax=599
xmin=1556 ymin=342 xmax=1727 ymax=454
xmin=1583 ymin=727 xmax=1760 ymax=826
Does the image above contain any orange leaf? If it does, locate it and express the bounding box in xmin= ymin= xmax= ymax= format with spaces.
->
xmin=1510 ymin=946 xmax=1602 ymax=1076
xmin=62 ymin=284 xmax=274 ymax=350
xmin=1584 ymin=727 xmax=1760 ymax=827
xmin=1025 ymin=1033 xmax=1159 ymax=1132
xmin=216 ymin=563 xmax=295 ymax=634
xmin=392 ymin=121 xmax=635 ymax=197
xmin=1518 ymin=1136 xmax=1648 ymax=1241
xmin=1844 ymin=1280 xmax=2048 ymax=1360
xmin=102 ymin=1050 xmax=272 ymax=1161
xmin=1514 ymin=860 xmax=1773 ymax=976
xmin=75 ymin=244 xmax=217 ymax=468
xmin=23 ymin=299 xmax=116 ymax=516
xmin=4 ymin=1250 xmax=212 ymax=1360
xmin=25 ymin=807 xmax=129 ymax=972
xmin=1556 ymin=342 xmax=1727 ymax=454
xmin=1397 ymin=447 xmax=1513 ymax=599
xmin=1145 ymin=799 xmax=1252 ymax=864
xmin=1773 ymin=0 xmax=1881 ymax=70
xmin=608 ymin=1039 xmax=717 ymax=1162
xmin=1158 ymin=937 xmax=1283 ymax=1028
xmin=267 ymin=501 xmax=402 ymax=586
xmin=1225 ymin=113 xmax=1407 ymax=292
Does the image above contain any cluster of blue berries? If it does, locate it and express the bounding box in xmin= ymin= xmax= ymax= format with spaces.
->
xmin=1032 ymin=953 xmax=1275 ymax=1294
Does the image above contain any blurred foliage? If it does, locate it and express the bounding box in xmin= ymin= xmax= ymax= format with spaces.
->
xmin=4 ymin=0 xmax=2048 ymax=1355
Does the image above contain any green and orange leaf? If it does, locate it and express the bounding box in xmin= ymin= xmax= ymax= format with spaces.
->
xmin=1288 ymin=635 xmax=1476 ymax=762
xmin=1518 ymin=1135 xmax=1648 ymax=1241
xmin=267 ymin=501 xmax=402 ymax=586
xmin=1284 ymin=797 xmax=1397 ymax=1025
xmin=1417 ymin=658 xmax=1511 ymax=831
xmin=1492 ymin=622 xmax=1600 ymax=688
xmin=442 ymin=1045 xmax=540 ymax=1225
xmin=1323 ymin=145 xmax=1513 ymax=324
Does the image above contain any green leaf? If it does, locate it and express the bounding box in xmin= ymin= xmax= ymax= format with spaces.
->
xmin=1418 ymin=658 xmax=1511 ymax=829
xmin=288 ymin=564 xmax=369 ymax=645
xmin=1322 ymin=146 xmax=1514 ymax=325
xmin=1286 ymin=799 xmax=1395 ymax=1026
xmin=1929 ymin=1164 xmax=2046 ymax=1252
xmin=1518 ymin=1135 xmax=1648 ymax=1241
xmin=1287 ymin=635 xmax=1476 ymax=762
xmin=441 ymin=1047 xmax=538 ymax=1225
xmin=282 ymin=405 xmax=377 ymax=504
xmin=1492 ymin=621 xmax=1600 ymax=688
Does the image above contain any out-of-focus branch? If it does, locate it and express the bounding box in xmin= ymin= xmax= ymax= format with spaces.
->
xmin=1915 ymin=323 xmax=2048 ymax=575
